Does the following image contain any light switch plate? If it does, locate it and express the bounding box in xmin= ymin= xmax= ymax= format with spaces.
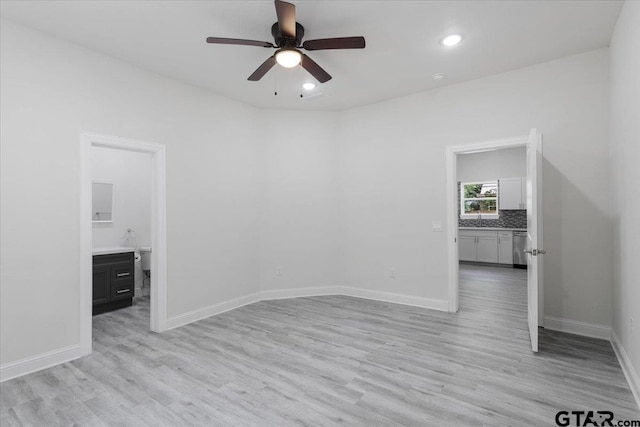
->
xmin=432 ymin=221 xmax=442 ymax=232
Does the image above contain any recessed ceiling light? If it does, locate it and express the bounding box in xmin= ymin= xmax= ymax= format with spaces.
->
xmin=302 ymin=82 xmax=316 ymax=91
xmin=441 ymin=34 xmax=463 ymax=47
xmin=432 ymin=73 xmax=446 ymax=81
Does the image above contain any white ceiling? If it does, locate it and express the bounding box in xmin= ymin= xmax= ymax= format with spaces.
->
xmin=0 ymin=0 xmax=623 ymax=111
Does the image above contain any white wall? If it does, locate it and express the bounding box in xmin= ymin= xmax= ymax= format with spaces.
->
xmin=339 ymin=49 xmax=612 ymax=325
xmin=610 ymin=0 xmax=640 ymax=386
xmin=457 ymin=147 xmax=526 ymax=182
xmin=92 ymin=146 xmax=152 ymax=295
xmin=258 ymin=111 xmax=341 ymax=293
xmin=0 ymin=20 xmax=262 ymax=365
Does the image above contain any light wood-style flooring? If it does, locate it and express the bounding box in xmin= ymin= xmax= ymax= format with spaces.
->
xmin=1 ymin=264 xmax=638 ymax=426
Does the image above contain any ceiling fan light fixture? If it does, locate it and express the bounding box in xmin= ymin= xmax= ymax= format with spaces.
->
xmin=302 ymin=82 xmax=316 ymax=90
xmin=441 ymin=34 xmax=463 ymax=47
xmin=275 ymin=49 xmax=302 ymax=68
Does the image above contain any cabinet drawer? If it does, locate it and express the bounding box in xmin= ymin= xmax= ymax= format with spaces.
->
xmin=110 ymin=261 xmax=134 ymax=300
xmin=111 ymin=262 xmax=133 ymax=282
xmin=111 ymin=281 xmax=134 ymax=300
xmin=94 ymin=252 xmax=134 ymax=266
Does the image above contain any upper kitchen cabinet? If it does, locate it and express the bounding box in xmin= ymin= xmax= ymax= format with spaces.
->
xmin=499 ymin=177 xmax=526 ymax=210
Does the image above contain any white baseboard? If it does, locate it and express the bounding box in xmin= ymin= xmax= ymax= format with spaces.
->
xmin=165 ymin=292 xmax=261 ymax=330
xmin=0 ymin=344 xmax=82 ymax=383
xmin=544 ymin=316 xmax=611 ymax=340
xmin=260 ymin=286 xmax=344 ymax=301
xmin=341 ymin=287 xmax=449 ymax=312
xmin=611 ymin=330 xmax=640 ymax=410
xmin=166 ymin=286 xmax=448 ymax=331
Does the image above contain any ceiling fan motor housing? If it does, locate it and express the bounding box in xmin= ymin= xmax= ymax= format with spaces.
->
xmin=271 ymin=22 xmax=305 ymax=47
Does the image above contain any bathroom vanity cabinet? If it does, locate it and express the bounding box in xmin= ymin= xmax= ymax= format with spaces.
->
xmin=93 ymin=251 xmax=134 ymax=315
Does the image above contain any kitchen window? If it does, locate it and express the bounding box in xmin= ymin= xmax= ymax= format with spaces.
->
xmin=460 ymin=181 xmax=499 ymax=219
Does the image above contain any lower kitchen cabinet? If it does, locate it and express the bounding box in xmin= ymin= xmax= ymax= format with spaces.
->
xmin=93 ymin=252 xmax=134 ymax=315
xmin=458 ymin=235 xmax=477 ymax=262
xmin=498 ymin=231 xmax=514 ymax=264
xmin=459 ymin=229 xmax=514 ymax=265
xmin=459 ymin=230 xmax=498 ymax=263
xmin=477 ymin=235 xmax=499 ymax=263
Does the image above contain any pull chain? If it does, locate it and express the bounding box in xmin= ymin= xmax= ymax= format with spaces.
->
xmin=274 ymin=65 xmax=278 ymax=96
xmin=299 ymin=64 xmax=304 ymax=98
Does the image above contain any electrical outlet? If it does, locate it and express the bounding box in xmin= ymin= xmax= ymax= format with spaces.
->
xmin=390 ymin=267 xmax=396 ymax=279
xmin=432 ymin=221 xmax=443 ymax=232
xmin=276 ymin=266 xmax=282 ymax=277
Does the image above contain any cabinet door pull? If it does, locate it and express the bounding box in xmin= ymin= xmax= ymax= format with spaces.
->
xmin=116 ymin=288 xmax=130 ymax=294
xmin=116 ymin=272 xmax=130 ymax=277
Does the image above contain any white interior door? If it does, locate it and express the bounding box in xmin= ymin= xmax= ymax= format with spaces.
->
xmin=526 ymin=129 xmax=543 ymax=352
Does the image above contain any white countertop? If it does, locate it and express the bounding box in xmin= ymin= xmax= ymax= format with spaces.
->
xmin=459 ymin=227 xmax=527 ymax=231
xmin=92 ymin=246 xmax=135 ymax=256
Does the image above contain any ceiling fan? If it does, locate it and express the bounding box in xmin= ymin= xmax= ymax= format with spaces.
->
xmin=206 ymin=0 xmax=365 ymax=84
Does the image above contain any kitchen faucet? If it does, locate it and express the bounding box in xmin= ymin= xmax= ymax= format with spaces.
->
xmin=477 ymin=213 xmax=482 ymax=227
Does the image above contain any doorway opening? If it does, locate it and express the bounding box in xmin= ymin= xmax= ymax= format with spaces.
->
xmin=445 ymin=131 xmax=543 ymax=351
xmin=79 ymin=132 xmax=167 ymax=357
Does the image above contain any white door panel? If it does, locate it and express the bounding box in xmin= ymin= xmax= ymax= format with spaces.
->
xmin=526 ymin=129 xmax=543 ymax=352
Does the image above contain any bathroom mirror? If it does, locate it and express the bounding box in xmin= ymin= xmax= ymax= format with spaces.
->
xmin=92 ymin=182 xmax=114 ymax=222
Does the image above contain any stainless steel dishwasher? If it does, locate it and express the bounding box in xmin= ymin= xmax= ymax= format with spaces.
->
xmin=513 ymin=231 xmax=528 ymax=269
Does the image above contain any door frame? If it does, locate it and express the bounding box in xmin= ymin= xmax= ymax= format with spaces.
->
xmin=79 ymin=132 xmax=168 ymax=356
xmin=445 ymin=132 xmax=543 ymax=323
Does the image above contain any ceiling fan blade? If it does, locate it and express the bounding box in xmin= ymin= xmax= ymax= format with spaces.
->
xmin=302 ymin=36 xmax=366 ymax=51
xmin=206 ymin=37 xmax=274 ymax=48
xmin=274 ymin=0 xmax=296 ymax=39
xmin=247 ymin=56 xmax=277 ymax=81
xmin=300 ymin=54 xmax=331 ymax=83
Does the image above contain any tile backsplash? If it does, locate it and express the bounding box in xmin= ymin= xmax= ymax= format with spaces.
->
xmin=459 ymin=210 xmax=527 ymax=229
xmin=458 ymin=182 xmax=527 ymax=229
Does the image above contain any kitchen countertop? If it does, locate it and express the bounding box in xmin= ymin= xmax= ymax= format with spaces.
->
xmin=92 ymin=246 xmax=135 ymax=256
xmin=459 ymin=227 xmax=527 ymax=232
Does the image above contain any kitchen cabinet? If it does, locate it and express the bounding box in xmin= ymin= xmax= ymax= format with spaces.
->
xmin=498 ymin=231 xmax=514 ymax=264
xmin=499 ymin=177 xmax=526 ymax=210
xmin=477 ymin=235 xmax=499 ymax=263
xmin=459 ymin=229 xmax=516 ymax=265
xmin=459 ymin=235 xmax=477 ymax=262
xmin=459 ymin=230 xmax=498 ymax=263
xmin=93 ymin=252 xmax=134 ymax=315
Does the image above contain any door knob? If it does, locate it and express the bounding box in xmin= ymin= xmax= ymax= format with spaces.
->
xmin=524 ymin=249 xmax=546 ymax=256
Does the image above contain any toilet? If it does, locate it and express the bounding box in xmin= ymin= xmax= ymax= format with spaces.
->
xmin=139 ymin=246 xmax=152 ymax=276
